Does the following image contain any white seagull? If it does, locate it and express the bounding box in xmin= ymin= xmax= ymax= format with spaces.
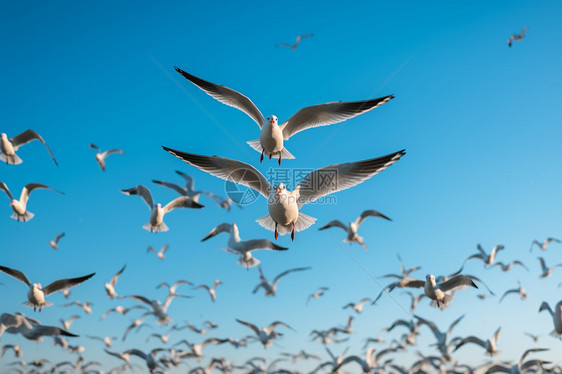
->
xmin=121 ymin=185 xmax=203 ymax=232
xmin=508 ymin=26 xmax=528 ymax=47
xmin=454 ymin=327 xmax=502 ymax=356
xmin=530 ymin=238 xmax=560 ymax=252
xmin=253 ymin=266 xmax=310 ymax=297
xmin=0 ymin=266 xmax=94 ymax=312
xmin=276 ymin=33 xmax=313 ymax=50
xmin=201 ymin=222 xmax=288 ymax=268
xmin=0 ymin=313 xmax=78 ymax=342
xmin=236 ymin=319 xmax=293 ymax=348
xmin=173 ymin=67 xmax=394 ymax=165
xmin=104 ymin=264 xmax=126 ymax=299
xmin=0 ymin=181 xmax=64 ymax=222
xmin=0 ymin=130 xmax=58 ymax=166
xmin=342 ymin=297 xmax=372 ymax=314
xmin=48 ymin=232 xmax=65 ymax=250
xmin=537 ymin=257 xmax=562 ymax=278
xmin=319 ymin=209 xmax=391 ymax=251
xmin=89 ymin=143 xmax=124 ymax=171
xmin=499 ymin=281 xmax=527 ymax=303
xmin=163 ymin=147 xmax=405 ymax=240
xmin=147 ymin=244 xmax=170 ymax=260
xmin=194 ymin=280 xmax=223 ymax=302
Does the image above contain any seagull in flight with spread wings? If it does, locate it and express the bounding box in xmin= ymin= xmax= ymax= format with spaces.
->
xmin=0 ymin=181 xmax=64 ymax=222
xmin=0 ymin=130 xmax=57 ymax=166
xmin=508 ymin=26 xmax=528 ymax=47
xmin=89 ymin=143 xmax=124 ymax=171
xmin=173 ymin=67 xmax=394 ymax=165
xmin=276 ymin=33 xmax=313 ymax=50
xmin=163 ymin=148 xmax=405 ymax=240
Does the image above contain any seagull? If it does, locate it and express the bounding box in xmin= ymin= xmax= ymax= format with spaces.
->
xmin=173 ymin=67 xmax=394 ymax=165
xmin=530 ymin=238 xmax=560 ymax=252
xmin=403 ymin=291 xmax=425 ymax=312
xmin=123 ymin=293 xmax=188 ymax=324
xmin=104 ymin=264 xmax=126 ymax=299
xmin=0 ymin=266 xmax=94 ymax=312
xmin=194 ymin=280 xmax=223 ymax=302
xmin=201 ymin=222 xmax=288 ymax=268
xmin=121 ymin=315 xmax=151 ymax=341
xmin=147 ymin=244 xmax=170 ymax=260
xmin=508 ymin=26 xmax=528 ymax=47
xmin=312 ymin=347 xmax=349 ymax=373
xmin=0 ymin=313 xmax=78 ymax=342
xmin=121 ymin=185 xmax=203 ymax=232
xmin=86 ymin=335 xmax=117 ymax=348
xmin=0 ymin=130 xmax=58 ymax=165
xmin=107 ymin=348 xmax=164 ymax=373
xmin=331 ymin=346 xmax=401 ymax=373
xmin=186 ymin=322 xmax=207 ymax=335
xmin=342 ymin=297 xmax=372 ymax=314
xmin=490 ymin=260 xmax=529 ymax=272
xmin=414 ymin=314 xmax=465 ymax=362
xmin=62 ymin=301 xmax=93 ymax=314
xmin=306 ymin=287 xmax=329 ymax=305
xmin=156 ymin=279 xmax=192 ymax=295
xmin=538 ymin=300 xmax=562 ymax=337
xmin=173 ymin=338 xmax=222 ymax=359
xmin=524 ymin=332 xmax=540 ymax=342
xmin=89 ymin=143 xmax=124 ymax=171
xmin=253 ymin=266 xmax=310 ymax=296
xmin=236 ymin=319 xmax=293 ymax=348
xmin=310 ymin=328 xmax=350 ymax=345
xmin=48 ymin=232 xmax=65 ymax=250
xmin=204 ymin=320 xmax=218 ymax=329
xmin=153 ymin=170 xmax=236 ymax=211
xmin=486 ymin=348 xmax=550 ymax=374
xmin=163 ymin=147 xmax=405 ymax=240
xmin=499 ymin=281 xmax=527 ymax=303
xmin=280 ymin=350 xmax=321 ymax=363
xmin=101 ymin=305 xmax=147 ymax=319
xmin=537 ymin=257 xmax=562 ymax=278
xmin=0 ymin=344 xmax=22 ymax=358
xmin=0 ymin=181 xmax=64 ymax=222
xmin=319 ymin=209 xmax=391 ymax=251
xmin=454 ymin=327 xmax=502 ymax=356
xmin=276 ymin=33 xmax=313 ymax=50
xmin=60 ymin=315 xmax=80 ymax=330
xmin=459 ymin=244 xmax=505 ymax=268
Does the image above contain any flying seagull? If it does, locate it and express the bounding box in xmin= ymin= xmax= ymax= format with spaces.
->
xmin=89 ymin=143 xmax=124 ymax=171
xmin=163 ymin=147 xmax=405 ymax=240
xmin=508 ymin=26 xmax=528 ymax=47
xmin=276 ymin=33 xmax=313 ymax=50
xmin=0 ymin=181 xmax=64 ymax=222
xmin=0 ymin=130 xmax=58 ymax=166
xmin=173 ymin=67 xmax=394 ymax=165
xmin=48 ymin=232 xmax=65 ymax=250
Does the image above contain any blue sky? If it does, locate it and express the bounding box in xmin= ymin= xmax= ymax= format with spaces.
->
xmin=1 ymin=0 xmax=561 ymax=371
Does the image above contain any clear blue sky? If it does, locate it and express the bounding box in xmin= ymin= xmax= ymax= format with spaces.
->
xmin=1 ymin=0 xmax=561 ymax=371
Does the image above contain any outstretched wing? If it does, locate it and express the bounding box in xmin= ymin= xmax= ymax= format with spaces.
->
xmin=318 ymin=220 xmax=348 ymax=232
xmin=296 ymin=150 xmax=405 ymax=208
xmin=355 ymin=209 xmax=392 ymax=226
xmin=152 ymin=179 xmax=187 ymax=196
xmin=20 ymin=183 xmax=63 ymax=207
xmin=0 ymin=181 xmax=14 ymax=200
xmin=174 ymin=67 xmax=265 ymax=127
xmin=162 ymin=148 xmax=272 ymax=198
xmin=0 ymin=265 xmax=32 ymax=287
xmin=201 ymin=223 xmax=232 ymax=241
xmin=163 ymin=196 xmax=203 ymax=213
xmin=438 ymin=275 xmax=478 ymax=293
xmin=121 ymin=185 xmax=154 ymax=210
xmin=273 ymin=267 xmax=311 ymax=286
xmin=280 ymin=95 xmax=394 ymax=140
xmin=10 ymin=129 xmax=58 ymax=166
xmin=43 ymin=273 xmax=95 ymax=296
xmin=241 ymin=239 xmax=288 ymax=252
xmin=236 ymin=319 xmax=260 ymax=335
xmin=111 ymin=265 xmax=126 ymax=287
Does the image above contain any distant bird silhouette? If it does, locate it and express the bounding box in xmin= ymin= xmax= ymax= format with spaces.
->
xmin=276 ymin=33 xmax=313 ymax=50
xmin=508 ymin=27 xmax=528 ymax=47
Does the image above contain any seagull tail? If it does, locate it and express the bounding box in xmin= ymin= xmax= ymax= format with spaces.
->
xmin=12 ymin=211 xmax=34 ymax=222
xmin=279 ymin=147 xmax=295 ymax=159
xmin=143 ymin=222 xmax=169 ymax=233
xmin=238 ymin=255 xmax=260 ymax=268
xmin=22 ymin=301 xmax=53 ymax=308
xmin=295 ymin=212 xmax=317 ymax=232
xmin=0 ymin=153 xmax=23 ymax=165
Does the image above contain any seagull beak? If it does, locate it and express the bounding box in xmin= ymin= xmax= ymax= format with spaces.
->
xmin=276 ymin=187 xmax=282 ymax=195
xmin=8 ymin=201 xmax=14 ymax=206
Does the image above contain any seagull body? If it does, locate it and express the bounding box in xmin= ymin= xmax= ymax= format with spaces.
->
xmin=530 ymin=237 xmax=560 ymax=251
xmin=121 ymin=185 xmax=203 ymax=232
xmin=319 ymin=210 xmax=391 ymax=251
xmin=121 ymin=315 xmax=151 ymax=341
xmin=343 ymin=297 xmax=372 ymax=313
xmin=0 ymin=130 xmax=57 ymax=165
xmin=306 ymin=287 xmax=329 ymax=305
xmin=0 ymin=266 xmax=94 ymax=312
xmin=461 ymin=244 xmax=505 ymax=268
xmin=123 ymin=293 xmax=187 ymax=324
xmin=499 ymin=281 xmax=527 ymax=303
xmin=253 ymin=266 xmax=310 ymax=296
xmin=147 ymin=244 xmax=170 ymax=259
xmin=1 ymin=344 xmax=22 ymax=358
xmin=202 ymin=222 xmax=288 ymax=268
xmin=236 ymin=319 xmax=292 ymax=348
xmin=48 ymin=232 xmax=65 ymax=250
xmin=537 ymin=257 xmax=562 ymax=278
xmin=194 ymin=280 xmax=222 ymax=302
xmin=89 ymin=143 xmax=124 ymax=171
xmin=276 ymin=33 xmax=313 ymax=50
xmin=0 ymin=182 xmax=63 ymax=222
xmin=538 ymin=300 xmax=562 ymax=337
xmin=423 ymin=274 xmax=478 ymax=308
xmin=0 ymin=313 xmax=78 ymax=342
xmin=104 ymin=264 xmax=126 ymax=299
xmin=454 ymin=327 xmax=502 ymax=356
xmin=508 ymin=26 xmax=528 ymax=47
xmin=173 ymin=67 xmax=394 ymax=165
xmin=163 ymin=147 xmax=405 ymax=240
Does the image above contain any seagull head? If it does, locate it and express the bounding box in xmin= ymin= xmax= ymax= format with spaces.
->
xmin=426 ymin=274 xmax=436 ymax=285
xmin=276 ymin=183 xmax=287 ymax=195
xmin=267 ymin=115 xmax=278 ymax=126
xmin=0 ymin=133 xmax=7 ymax=140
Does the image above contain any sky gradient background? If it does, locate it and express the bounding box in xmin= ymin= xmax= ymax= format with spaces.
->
xmin=1 ymin=0 xmax=561 ymax=372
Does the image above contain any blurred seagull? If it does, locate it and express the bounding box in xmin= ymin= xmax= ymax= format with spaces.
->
xmin=486 ymin=348 xmax=550 ymax=374
xmin=201 ymin=222 xmax=288 ymax=268
xmin=0 ymin=344 xmax=22 ymax=358
xmin=0 ymin=181 xmax=64 ymax=222
xmin=163 ymin=148 xmax=405 ymax=240
xmin=156 ymin=279 xmax=192 ymax=295
xmin=454 ymin=327 xmax=502 ymax=356
xmin=530 ymin=237 xmax=560 ymax=252
xmin=89 ymin=143 xmax=124 ymax=171
xmin=147 ymin=244 xmax=170 ymax=260
xmin=499 ymin=281 xmax=527 ymax=303
xmin=0 ymin=130 xmax=58 ymax=165
xmin=173 ymin=67 xmax=394 ymax=165
xmin=0 ymin=266 xmax=94 ymax=312
xmin=48 ymin=232 xmax=65 ymax=250
xmin=415 ymin=314 xmax=465 ymax=361
xmin=276 ymin=33 xmax=313 ymax=50
xmin=86 ymin=335 xmax=117 ymax=348
xmin=194 ymin=280 xmax=222 ymax=302
xmin=459 ymin=244 xmax=505 ymax=268
xmin=538 ymin=300 xmax=562 ymax=337
xmin=101 ymin=305 xmax=147 ymax=319
xmin=104 ymin=264 xmax=126 ymax=299
xmin=123 ymin=293 xmax=188 ymax=325
xmin=60 ymin=315 xmax=80 ymax=330
xmin=62 ymin=300 xmax=93 ymax=314
xmin=490 ymin=260 xmax=529 ymax=272
xmin=343 ymin=298 xmax=372 ymax=314
xmin=403 ymin=291 xmax=425 ymax=312
xmin=537 ymin=257 xmax=562 ymax=278
xmin=319 ymin=209 xmax=392 ymax=251
xmin=253 ymin=266 xmax=310 ymax=297
xmin=508 ymin=26 xmax=528 ymax=47
xmin=236 ymin=319 xmax=293 ymax=348
xmin=524 ymin=332 xmax=540 ymax=342
xmin=0 ymin=313 xmax=78 ymax=342
xmin=121 ymin=185 xmax=203 ymax=232
xmin=307 ymin=287 xmax=329 ymax=305
xmin=122 ymin=315 xmax=151 ymax=341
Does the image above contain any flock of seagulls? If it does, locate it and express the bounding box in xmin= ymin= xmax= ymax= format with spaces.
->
xmin=1 ymin=26 xmax=557 ymax=374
